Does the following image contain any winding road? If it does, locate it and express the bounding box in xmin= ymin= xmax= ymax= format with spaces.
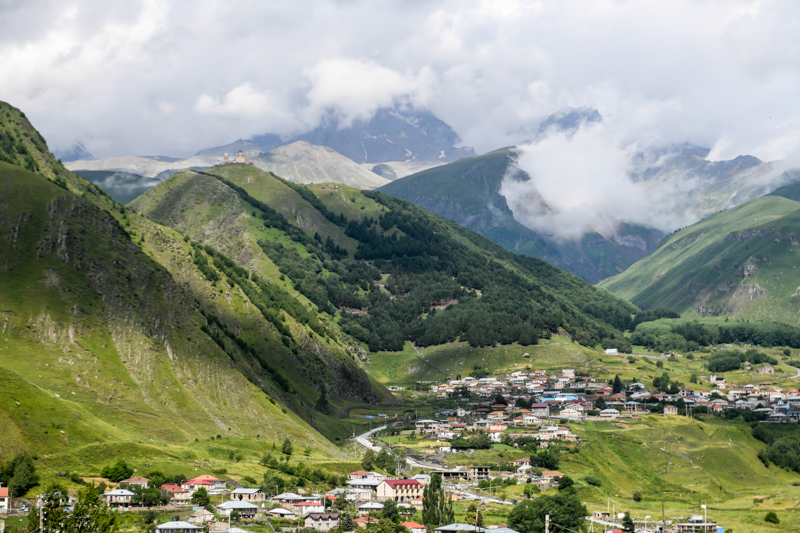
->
xmin=354 ymin=426 xmax=509 ymax=504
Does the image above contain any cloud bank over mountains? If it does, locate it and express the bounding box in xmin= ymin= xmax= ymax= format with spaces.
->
xmin=2 ymin=0 xmax=800 ymax=165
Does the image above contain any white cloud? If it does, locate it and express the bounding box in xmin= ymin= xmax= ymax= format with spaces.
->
xmin=302 ymin=58 xmax=433 ymax=128
xmin=0 ymin=0 xmax=799 ymax=170
xmin=195 ymin=83 xmax=276 ymax=118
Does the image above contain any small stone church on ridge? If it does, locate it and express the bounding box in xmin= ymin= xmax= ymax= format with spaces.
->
xmin=223 ymin=151 xmax=247 ymax=164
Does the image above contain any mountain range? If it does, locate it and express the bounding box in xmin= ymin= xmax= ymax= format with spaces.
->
xmin=61 ymin=105 xmax=798 ymax=286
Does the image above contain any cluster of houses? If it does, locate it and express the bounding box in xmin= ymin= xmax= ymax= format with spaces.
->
xmin=141 ymin=468 xmax=561 ymax=532
xmin=426 ymin=368 xmax=800 ymax=424
xmin=98 ymin=470 xmax=449 ymax=531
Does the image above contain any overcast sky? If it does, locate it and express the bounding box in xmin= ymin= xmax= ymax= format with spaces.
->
xmin=2 ymin=0 xmax=800 ymax=162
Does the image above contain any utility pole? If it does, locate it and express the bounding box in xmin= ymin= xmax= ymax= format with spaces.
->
xmin=545 ymin=514 xmax=549 ymax=533
xmin=38 ymin=494 xmax=43 ymax=533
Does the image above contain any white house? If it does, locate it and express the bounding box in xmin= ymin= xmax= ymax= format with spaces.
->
xmin=292 ymin=501 xmax=326 ymax=516
xmin=216 ymin=500 xmax=258 ymax=519
xmin=156 ymin=522 xmax=203 ymax=533
xmin=599 ymin=409 xmax=620 ymax=419
xmin=102 ymin=489 xmax=134 ymax=508
xmin=268 ymin=508 xmax=296 ymax=520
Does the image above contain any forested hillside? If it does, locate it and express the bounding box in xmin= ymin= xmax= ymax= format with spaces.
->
xmin=377 ymin=148 xmax=663 ymax=283
xmin=131 ymin=164 xmax=641 ymax=356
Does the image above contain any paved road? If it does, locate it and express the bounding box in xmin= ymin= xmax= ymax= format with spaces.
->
xmin=354 ymin=425 xmax=442 ymax=469
xmin=355 ymin=425 xmax=386 ymax=452
xmin=355 ymin=427 xmax=512 ymax=505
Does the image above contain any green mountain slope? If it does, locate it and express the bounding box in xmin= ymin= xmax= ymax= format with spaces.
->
xmin=132 ymin=162 xmax=640 ymax=360
xmin=0 ymin=101 xmax=388 ymax=466
xmin=599 ymin=194 xmax=800 ymax=323
xmin=0 ymin=161 xmax=336 ymax=461
xmin=377 ymin=148 xmax=663 ymax=283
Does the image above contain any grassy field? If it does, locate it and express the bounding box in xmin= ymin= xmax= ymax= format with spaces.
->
xmin=368 ymin=337 xmax=593 ymax=385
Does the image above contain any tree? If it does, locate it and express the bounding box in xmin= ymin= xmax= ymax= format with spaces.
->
xmin=584 ymin=475 xmax=602 ymax=487
xmin=340 ymin=512 xmax=356 ymax=532
xmin=765 ymin=511 xmax=780 ymax=524
xmin=375 ymin=448 xmax=392 ymax=472
xmin=556 ymin=476 xmax=574 ymax=491
xmin=507 ymin=492 xmax=586 ymax=533
xmin=382 ymin=498 xmax=400 ymax=523
xmin=422 ymin=474 xmax=454 ymax=533
xmin=594 ymin=397 xmax=607 ymax=410
xmin=621 ymin=513 xmax=635 ymax=532
xmin=362 ymin=449 xmax=376 ymax=471
xmin=146 ymin=471 xmax=166 ymax=489
xmin=464 ymin=502 xmax=483 ymax=527
xmin=632 ymin=491 xmax=642 ymax=502
xmin=100 ymin=460 xmax=133 ymax=483
xmin=230 ymin=510 xmax=240 ymax=522
xmin=28 ymin=483 xmax=116 ymax=533
xmin=64 ymin=484 xmax=117 ymax=533
xmin=7 ymin=453 xmax=39 ymax=497
xmin=612 ymin=375 xmax=624 ymax=394
xmin=391 ymin=448 xmax=407 ymax=476
xmin=191 ymin=487 xmax=210 ymax=507
xmin=282 ymin=437 xmax=294 ymax=455
xmin=523 ymin=484 xmax=540 ymax=499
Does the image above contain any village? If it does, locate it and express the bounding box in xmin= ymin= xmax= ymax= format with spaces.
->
xmin=3 ymin=345 xmax=796 ymax=533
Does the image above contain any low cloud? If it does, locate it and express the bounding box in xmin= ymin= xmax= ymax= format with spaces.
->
xmin=302 ymin=58 xmax=433 ymax=128
xmin=500 ymin=114 xmax=785 ymax=240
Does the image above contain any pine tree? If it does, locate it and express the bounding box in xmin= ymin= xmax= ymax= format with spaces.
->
xmin=621 ymin=513 xmax=635 ymax=532
xmin=340 ymin=513 xmax=356 ymax=532
xmin=282 ymin=437 xmax=293 ymax=455
xmin=422 ymin=474 xmax=454 ymax=532
xmin=613 ymin=375 xmax=624 ymax=394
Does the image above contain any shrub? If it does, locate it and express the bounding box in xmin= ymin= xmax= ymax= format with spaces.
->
xmin=584 ymin=475 xmax=602 ymax=487
xmin=765 ymin=511 xmax=780 ymax=524
xmin=632 ymin=491 xmax=643 ymax=502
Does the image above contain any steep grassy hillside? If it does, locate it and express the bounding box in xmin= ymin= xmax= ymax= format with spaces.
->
xmin=378 ymin=148 xmax=663 ymax=283
xmin=0 ymin=162 xmax=335 ymax=463
xmin=128 ymin=166 xmax=393 ymax=429
xmin=600 ymin=194 xmax=800 ymax=323
xmin=0 ymin=101 xmax=389 ymax=476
